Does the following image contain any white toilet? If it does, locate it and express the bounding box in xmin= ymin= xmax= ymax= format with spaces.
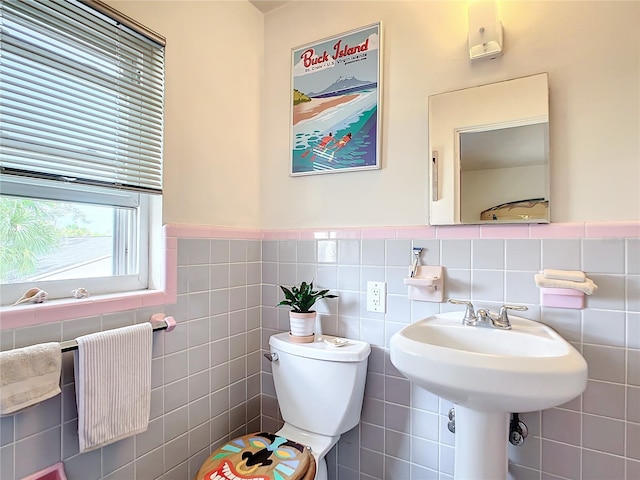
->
xmin=270 ymin=332 xmax=371 ymax=480
xmin=194 ymin=332 xmax=370 ymax=480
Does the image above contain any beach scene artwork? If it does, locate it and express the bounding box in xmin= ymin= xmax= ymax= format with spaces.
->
xmin=291 ymin=23 xmax=381 ymax=175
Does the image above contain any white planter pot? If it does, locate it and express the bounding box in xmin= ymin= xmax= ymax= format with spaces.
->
xmin=289 ymin=311 xmax=316 ymax=341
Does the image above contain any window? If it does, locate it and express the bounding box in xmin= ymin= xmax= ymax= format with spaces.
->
xmin=0 ymin=0 xmax=165 ymax=305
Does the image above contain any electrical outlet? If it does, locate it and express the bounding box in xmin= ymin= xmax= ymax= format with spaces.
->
xmin=367 ymin=281 xmax=387 ymax=313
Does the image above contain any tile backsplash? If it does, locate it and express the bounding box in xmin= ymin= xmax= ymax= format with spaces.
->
xmin=0 ymin=232 xmax=638 ymax=479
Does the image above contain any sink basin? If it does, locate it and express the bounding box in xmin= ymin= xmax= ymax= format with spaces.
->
xmin=390 ymin=311 xmax=587 ymax=413
xmin=390 ymin=310 xmax=587 ymax=479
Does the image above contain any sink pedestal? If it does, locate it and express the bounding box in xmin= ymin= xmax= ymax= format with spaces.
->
xmin=454 ymin=406 xmax=509 ymax=480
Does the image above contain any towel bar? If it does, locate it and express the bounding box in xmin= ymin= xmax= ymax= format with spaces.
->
xmin=59 ymin=315 xmax=176 ymax=353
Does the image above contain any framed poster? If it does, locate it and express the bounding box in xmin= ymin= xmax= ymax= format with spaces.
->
xmin=290 ymin=23 xmax=382 ymax=176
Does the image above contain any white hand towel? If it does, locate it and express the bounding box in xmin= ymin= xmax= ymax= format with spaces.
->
xmin=542 ymin=269 xmax=586 ymax=283
xmin=74 ymin=323 xmax=152 ymax=452
xmin=0 ymin=342 xmax=61 ymax=414
xmin=534 ymin=273 xmax=598 ymax=295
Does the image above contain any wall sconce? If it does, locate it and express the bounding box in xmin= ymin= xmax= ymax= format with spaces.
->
xmin=468 ymin=1 xmax=503 ymax=62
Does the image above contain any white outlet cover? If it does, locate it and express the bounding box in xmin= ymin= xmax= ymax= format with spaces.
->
xmin=367 ymin=281 xmax=387 ymax=313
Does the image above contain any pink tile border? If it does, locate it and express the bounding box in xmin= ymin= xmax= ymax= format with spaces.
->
xmin=530 ymin=223 xmax=585 ymax=238
xmin=164 ymin=235 xmax=177 ymax=250
xmin=585 ymin=221 xmax=640 ymax=238
xmin=164 ymin=224 xmax=262 ymax=239
xmin=330 ymin=228 xmax=363 ymax=239
xmin=480 ymin=224 xmax=530 ymax=238
xmin=396 ymin=226 xmax=437 ymax=239
xmin=262 ymin=229 xmax=300 ymax=240
xmin=255 ymin=222 xmax=640 ymax=240
xmin=360 ymin=227 xmax=401 ymax=239
xmin=436 ymin=225 xmax=481 ymax=239
xmin=298 ymin=230 xmax=326 ymax=240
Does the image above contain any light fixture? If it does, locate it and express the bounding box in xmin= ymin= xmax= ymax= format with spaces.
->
xmin=468 ymin=1 xmax=503 ymax=62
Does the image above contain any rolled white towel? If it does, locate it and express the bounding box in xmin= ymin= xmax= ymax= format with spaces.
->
xmin=534 ymin=274 xmax=598 ymax=295
xmin=542 ymin=269 xmax=586 ymax=283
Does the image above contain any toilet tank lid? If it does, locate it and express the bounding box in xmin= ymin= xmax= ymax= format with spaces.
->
xmin=269 ymin=333 xmax=371 ymax=362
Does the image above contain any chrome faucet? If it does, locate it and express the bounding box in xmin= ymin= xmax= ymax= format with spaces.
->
xmin=495 ymin=304 xmax=529 ymax=329
xmin=448 ymin=299 xmax=528 ymax=330
xmin=448 ymin=299 xmax=478 ymax=326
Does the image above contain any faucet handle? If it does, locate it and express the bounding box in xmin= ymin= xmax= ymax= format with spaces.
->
xmin=496 ymin=304 xmax=528 ymax=329
xmin=448 ymin=299 xmax=478 ymax=325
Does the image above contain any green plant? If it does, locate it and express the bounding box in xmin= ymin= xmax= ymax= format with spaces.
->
xmin=0 ymin=197 xmax=61 ymax=281
xmin=0 ymin=197 xmax=97 ymax=282
xmin=277 ymin=281 xmax=337 ymax=313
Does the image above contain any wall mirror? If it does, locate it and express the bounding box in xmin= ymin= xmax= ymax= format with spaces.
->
xmin=428 ymin=73 xmax=550 ymax=225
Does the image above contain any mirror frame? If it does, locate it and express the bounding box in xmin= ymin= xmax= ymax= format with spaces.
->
xmin=428 ymin=73 xmax=550 ymax=225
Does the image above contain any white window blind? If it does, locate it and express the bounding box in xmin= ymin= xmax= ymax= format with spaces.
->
xmin=0 ymin=0 xmax=165 ymax=194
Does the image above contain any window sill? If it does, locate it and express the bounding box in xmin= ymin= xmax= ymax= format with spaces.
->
xmin=0 ymin=288 xmax=177 ymax=329
xmin=0 ymin=233 xmax=177 ymax=330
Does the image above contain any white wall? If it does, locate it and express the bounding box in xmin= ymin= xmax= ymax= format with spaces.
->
xmin=106 ymin=0 xmax=264 ymax=228
xmin=261 ymin=1 xmax=639 ymax=228
xmin=107 ymin=1 xmax=639 ymax=229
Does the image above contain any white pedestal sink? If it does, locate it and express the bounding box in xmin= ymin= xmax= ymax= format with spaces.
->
xmin=390 ymin=311 xmax=587 ymax=480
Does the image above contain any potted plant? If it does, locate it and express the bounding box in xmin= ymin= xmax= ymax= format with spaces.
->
xmin=277 ymin=281 xmax=338 ymax=342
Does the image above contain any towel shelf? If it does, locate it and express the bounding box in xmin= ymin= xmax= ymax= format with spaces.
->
xmin=59 ymin=315 xmax=176 ymax=353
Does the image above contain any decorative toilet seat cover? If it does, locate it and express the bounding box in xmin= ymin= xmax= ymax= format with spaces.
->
xmin=195 ymin=431 xmax=316 ymax=480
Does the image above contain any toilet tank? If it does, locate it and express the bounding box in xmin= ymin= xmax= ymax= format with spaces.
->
xmin=269 ymin=333 xmax=371 ymax=437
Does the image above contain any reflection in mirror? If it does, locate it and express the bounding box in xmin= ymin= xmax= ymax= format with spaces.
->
xmin=459 ymin=122 xmax=549 ymax=223
xmin=428 ymin=73 xmax=550 ymax=225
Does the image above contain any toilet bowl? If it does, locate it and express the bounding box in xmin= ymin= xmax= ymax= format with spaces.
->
xmin=195 ymin=333 xmax=370 ymax=480
xmin=274 ymin=423 xmax=335 ymax=480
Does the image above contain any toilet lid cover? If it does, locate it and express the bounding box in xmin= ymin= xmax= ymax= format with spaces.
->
xmin=195 ymin=431 xmax=316 ymax=480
